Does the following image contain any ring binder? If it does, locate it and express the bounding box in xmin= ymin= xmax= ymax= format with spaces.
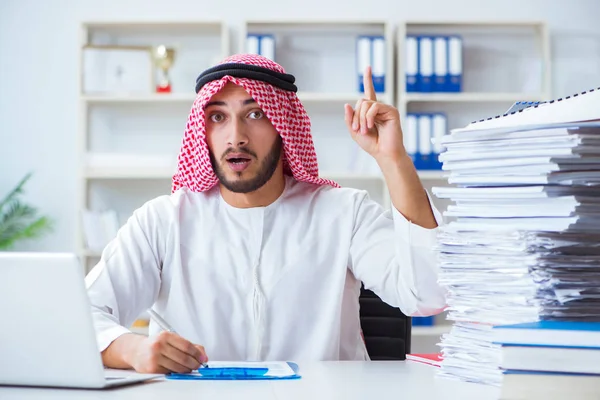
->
xmin=462 ymin=87 xmax=600 ymax=131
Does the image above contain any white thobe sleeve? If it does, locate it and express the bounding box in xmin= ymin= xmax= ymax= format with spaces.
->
xmin=84 ymin=198 xmax=167 ymax=352
xmin=348 ymin=190 xmax=447 ymax=317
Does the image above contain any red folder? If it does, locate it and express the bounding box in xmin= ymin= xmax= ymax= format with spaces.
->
xmin=406 ymin=353 xmax=443 ymax=367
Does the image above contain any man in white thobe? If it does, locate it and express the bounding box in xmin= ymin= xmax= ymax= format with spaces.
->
xmin=85 ymin=54 xmax=447 ymax=374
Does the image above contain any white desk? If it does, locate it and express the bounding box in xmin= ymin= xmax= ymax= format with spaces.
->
xmin=0 ymin=361 xmax=501 ymax=400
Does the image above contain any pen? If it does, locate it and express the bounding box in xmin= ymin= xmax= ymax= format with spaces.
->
xmin=147 ymin=309 xmax=207 ymax=368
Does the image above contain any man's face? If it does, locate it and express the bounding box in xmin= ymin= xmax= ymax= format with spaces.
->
xmin=205 ymin=83 xmax=283 ymax=194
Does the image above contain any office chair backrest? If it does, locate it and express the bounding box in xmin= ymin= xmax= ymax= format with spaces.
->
xmin=359 ymin=286 xmax=411 ymax=360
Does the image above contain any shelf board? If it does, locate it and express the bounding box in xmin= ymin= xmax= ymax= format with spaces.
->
xmin=417 ymin=170 xmax=447 ymax=180
xmin=84 ymin=167 xmax=441 ymax=181
xmin=82 ymin=20 xmax=225 ymax=36
xmin=412 ymin=325 xmax=452 ymax=336
xmin=85 ymin=167 xmax=385 ymax=181
xmin=322 ymin=173 xmax=384 ymax=181
xmin=85 ymin=166 xmax=175 ymax=179
xmin=298 ymin=92 xmax=390 ymax=103
xmin=324 ymin=171 xmax=444 ymax=180
xmin=245 ymin=19 xmax=388 ymax=27
xmin=405 ymin=20 xmax=545 ymax=28
xmin=82 ymin=92 xmax=389 ymax=105
xmin=402 ymin=92 xmax=546 ymax=103
xmin=82 ymin=93 xmax=196 ymax=104
xmin=83 ymin=20 xmax=224 ymax=28
xmin=81 ymin=249 xmax=102 ymax=258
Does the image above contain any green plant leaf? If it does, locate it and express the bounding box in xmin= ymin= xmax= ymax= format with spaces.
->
xmin=0 ymin=172 xmax=32 ymax=213
xmin=0 ymin=216 xmax=53 ymax=250
xmin=0 ymin=201 xmax=37 ymax=238
xmin=0 ymin=173 xmax=53 ymax=250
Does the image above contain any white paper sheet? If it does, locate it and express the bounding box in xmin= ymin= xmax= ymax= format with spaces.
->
xmin=203 ymin=361 xmax=296 ymax=377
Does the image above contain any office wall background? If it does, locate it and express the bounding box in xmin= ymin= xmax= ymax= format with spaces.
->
xmin=1 ymin=0 xmax=600 ymax=252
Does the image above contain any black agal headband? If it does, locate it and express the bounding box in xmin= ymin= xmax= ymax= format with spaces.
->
xmin=195 ymin=62 xmax=298 ymax=94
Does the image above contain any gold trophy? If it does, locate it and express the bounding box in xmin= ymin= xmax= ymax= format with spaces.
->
xmin=152 ymin=45 xmax=175 ymax=93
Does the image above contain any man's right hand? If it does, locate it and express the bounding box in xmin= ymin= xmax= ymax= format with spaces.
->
xmin=102 ymin=331 xmax=208 ymax=374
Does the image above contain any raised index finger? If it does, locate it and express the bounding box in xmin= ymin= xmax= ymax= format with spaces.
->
xmin=363 ymin=65 xmax=377 ymax=101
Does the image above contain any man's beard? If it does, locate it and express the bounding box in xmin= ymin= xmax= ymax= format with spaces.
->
xmin=210 ymin=136 xmax=283 ymax=194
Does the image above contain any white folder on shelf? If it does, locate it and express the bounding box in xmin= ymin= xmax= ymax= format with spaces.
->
xmin=405 ymin=35 xmax=418 ymax=92
xmin=419 ymin=114 xmax=433 ymax=168
xmin=418 ymin=36 xmax=433 ymax=92
xmin=433 ymin=36 xmax=448 ymax=92
xmin=260 ymin=35 xmax=275 ymax=61
xmin=405 ymin=114 xmax=418 ymax=162
xmin=246 ymin=34 xmax=260 ymax=54
xmin=448 ymin=35 xmax=463 ymax=92
xmin=357 ymin=36 xmax=371 ymax=93
xmin=372 ymin=35 xmax=385 ymax=92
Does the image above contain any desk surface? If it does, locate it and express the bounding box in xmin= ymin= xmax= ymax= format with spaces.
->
xmin=0 ymin=361 xmax=501 ymax=400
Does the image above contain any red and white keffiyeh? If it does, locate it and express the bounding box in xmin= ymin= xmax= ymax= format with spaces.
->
xmin=171 ymin=54 xmax=340 ymax=193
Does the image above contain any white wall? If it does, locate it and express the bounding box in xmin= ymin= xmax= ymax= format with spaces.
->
xmin=1 ymin=0 xmax=600 ymax=252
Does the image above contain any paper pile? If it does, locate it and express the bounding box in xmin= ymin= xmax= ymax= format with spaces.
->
xmin=432 ymin=88 xmax=600 ymax=386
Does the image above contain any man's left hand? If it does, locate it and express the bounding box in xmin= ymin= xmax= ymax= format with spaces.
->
xmin=344 ymin=66 xmax=407 ymax=165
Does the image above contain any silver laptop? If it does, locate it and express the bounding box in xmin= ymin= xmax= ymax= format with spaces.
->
xmin=0 ymin=252 xmax=162 ymax=389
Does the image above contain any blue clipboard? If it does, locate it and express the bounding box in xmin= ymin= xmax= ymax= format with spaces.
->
xmin=166 ymin=362 xmax=301 ymax=381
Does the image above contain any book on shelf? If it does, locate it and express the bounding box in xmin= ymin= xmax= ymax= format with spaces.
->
xmin=405 ymin=34 xmax=462 ymax=93
xmin=246 ymin=33 xmax=275 ymax=61
xmin=356 ymin=35 xmax=386 ymax=93
xmin=404 ymin=112 xmax=446 ymax=170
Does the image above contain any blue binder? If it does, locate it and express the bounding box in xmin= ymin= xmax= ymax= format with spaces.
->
xmin=356 ymin=35 xmax=386 ymax=93
xmin=356 ymin=35 xmax=371 ymax=93
xmin=259 ymin=34 xmax=275 ymax=61
xmin=431 ymin=112 xmax=446 ymax=169
xmin=412 ymin=316 xmax=435 ymax=326
xmin=247 ymin=34 xmax=275 ymax=61
xmin=408 ymin=112 xmax=445 ymax=170
xmin=371 ymin=35 xmax=385 ymax=93
xmin=405 ymin=35 xmax=419 ymax=92
xmin=406 ymin=112 xmax=430 ymax=169
xmin=247 ymin=33 xmax=260 ymax=54
xmin=166 ymin=362 xmax=301 ymax=381
xmin=416 ymin=113 xmax=433 ymax=169
xmin=404 ymin=113 xmax=419 ymax=164
xmin=447 ymin=35 xmax=462 ymax=92
xmin=433 ymin=36 xmax=448 ymax=92
xmin=418 ymin=36 xmax=434 ymax=92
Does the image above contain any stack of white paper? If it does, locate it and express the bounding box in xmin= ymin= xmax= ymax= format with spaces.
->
xmin=432 ymin=95 xmax=600 ymax=386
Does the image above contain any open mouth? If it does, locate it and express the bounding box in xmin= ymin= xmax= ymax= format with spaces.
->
xmin=227 ymin=157 xmax=250 ymax=164
xmin=225 ymin=154 xmax=252 ymax=172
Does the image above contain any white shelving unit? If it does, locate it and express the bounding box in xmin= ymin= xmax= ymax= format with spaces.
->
xmin=74 ymin=18 xmax=552 ymax=346
xmin=402 ymin=92 xmax=547 ymax=103
xmin=396 ymin=21 xmax=551 ymax=342
xmin=241 ymin=19 xmax=395 ymax=208
xmin=82 ymin=93 xmax=197 ymax=104
xmin=77 ymin=20 xmax=230 ymax=274
xmin=396 ymin=20 xmax=551 ymax=126
xmin=412 ymin=325 xmax=451 ymax=337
